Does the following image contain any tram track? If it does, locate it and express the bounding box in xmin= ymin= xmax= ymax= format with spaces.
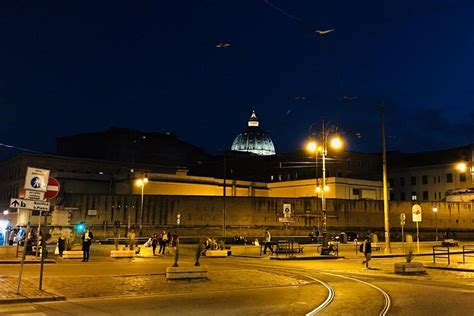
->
xmin=229 ymin=259 xmax=391 ymax=316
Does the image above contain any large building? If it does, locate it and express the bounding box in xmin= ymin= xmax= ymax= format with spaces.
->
xmin=231 ymin=111 xmax=276 ymax=156
xmin=57 ymin=127 xmax=210 ymax=168
xmin=388 ymin=144 xmax=474 ymax=202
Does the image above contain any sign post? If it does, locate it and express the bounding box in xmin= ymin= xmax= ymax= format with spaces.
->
xmin=16 ymin=210 xmax=31 ymax=294
xmin=412 ymin=204 xmax=422 ymax=254
xmin=400 ymin=213 xmax=406 ymax=254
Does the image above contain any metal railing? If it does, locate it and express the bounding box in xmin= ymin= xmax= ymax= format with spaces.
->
xmin=432 ymin=246 xmax=450 ymax=265
xmin=462 ymin=244 xmax=474 ymax=263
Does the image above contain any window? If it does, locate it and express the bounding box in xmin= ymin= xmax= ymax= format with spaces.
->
xmin=433 ymin=176 xmax=436 ymax=184
xmin=411 ymin=176 xmax=416 ymax=185
xmin=389 ymin=192 xmax=394 ymax=200
xmin=434 ymin=192 xmax=437 ymax=200
xmin=411 ymin=192 xmax=417 ymax=201
xmin=400 ymin=177 xmax=405 ymax=186
xmin=438 ymin=176 xmax=441 ymax=183
xmin=357 ymin=161 xmax=362 ymax=167
xmin=389 ymin=178 xmax=394 ymax=187
xmin=460 ymin=173 xmax=467 ymax=182
xmin=422 ymin=191 xmax=429 ymax=200
xmin=447 ymin=173 xmax=453 ymax=183
xmin=337 ymin=171 xmax=343 ymax=177
xmin=353 ymin=188 xmax=360 ymax=195
xmin=347 ymin=160 xmax=351 ymax=166
xmin=422 ymin=175 xmax=428 ymax=185
xmin=400 ymin=192 xmax=406 ymax=201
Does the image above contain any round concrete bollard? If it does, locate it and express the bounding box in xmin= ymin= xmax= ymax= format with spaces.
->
xmin=405 ymin=234 xmax=413 ymax=243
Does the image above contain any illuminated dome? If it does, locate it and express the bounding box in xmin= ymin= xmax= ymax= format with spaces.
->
xmin=231 ymin=111 xmax=276 ymax=156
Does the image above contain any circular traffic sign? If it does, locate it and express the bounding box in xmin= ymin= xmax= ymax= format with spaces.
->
xmin=400 ymin=213 xmax=406 ymax=221
xmin=45 ymin=177 xmax=60 ymax=199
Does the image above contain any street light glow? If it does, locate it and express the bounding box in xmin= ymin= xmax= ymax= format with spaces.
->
xmin=135 ymin=177 xmax=149 ymax=187
xmin=306 ymin=141 xmax=317 ymax=153
xmin=315 ymin=186 xmax=321 ymax=193
xmin=324 ymin=185 xmax=330 ymax=192
xmin=432 ymin=206 xmax=438 ymax=213
xmin=330 ymin=136 xmax=343 ymax=150
xmin=456 ymin=162 xmax=467 ymax=172
xmin=3 ymin=210 xmax=8 ymax=215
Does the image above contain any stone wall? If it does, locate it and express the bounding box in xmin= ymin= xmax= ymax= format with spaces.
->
xmin=59 ymin=194 xmax=474 ymax=240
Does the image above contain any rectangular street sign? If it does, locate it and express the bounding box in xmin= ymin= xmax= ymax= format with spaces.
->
xmin=24 ymin=167 xmax=50 ymax=192
xmin=278 ymin=217 xmax=294 ymax=223
xmin=10 ymin=198 xmax=50 ymax=211
xmin=283 ymin=203 xmax=292 ymax=218
xmin=25 ymin=190 xmax=45 ymax=201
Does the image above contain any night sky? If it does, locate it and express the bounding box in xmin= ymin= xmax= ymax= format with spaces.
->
xmin=1 ymin=0 xmax=473 ymax=157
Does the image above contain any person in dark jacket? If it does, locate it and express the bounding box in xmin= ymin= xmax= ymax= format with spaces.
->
xmin=81 ymin=228 xmax=93 ymax=262
xmin=362 ymin=235 xmax=372 ymax=268
xmin=151 ymin=233 xmax=159 ymax=256
xmin=57 ymin=232 xmax=66 ymax=257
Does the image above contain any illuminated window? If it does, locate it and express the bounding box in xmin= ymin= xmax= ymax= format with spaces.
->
xmin=411 ymin=192 xmax=417 ymax=201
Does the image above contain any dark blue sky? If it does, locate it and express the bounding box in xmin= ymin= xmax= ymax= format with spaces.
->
xmin=1 ymin=0 xmax=473 ymax=156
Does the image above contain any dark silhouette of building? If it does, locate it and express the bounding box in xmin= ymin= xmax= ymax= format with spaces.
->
xmin=57 ymin=128 xmax=210 ymax=168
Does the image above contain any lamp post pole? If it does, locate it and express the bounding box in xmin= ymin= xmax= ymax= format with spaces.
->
xmin=321 ymin=122 xmax=328 ymax=248
xmin=433 ymin=206 xmax=438 ymax=241
xmin=381 ymin=101 xmax=391 ymax=254
xmin=139 ymin=180 xmax=144 ymax=236
xmin=223 ymin=152 xmax=227 ymax=238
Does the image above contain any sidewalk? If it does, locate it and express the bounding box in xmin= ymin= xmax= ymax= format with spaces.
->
xmin=0 ymin=276 xmax=65 ymax=304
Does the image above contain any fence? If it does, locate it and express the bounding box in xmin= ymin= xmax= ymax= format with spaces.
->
xmin=462 ymin=244 xmax=474 ymax=264
xmin=432 ymin=246 xmax=450 ymax=265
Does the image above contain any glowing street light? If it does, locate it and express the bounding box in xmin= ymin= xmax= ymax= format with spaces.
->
xmin=456 ymin=162 xmax=467 ymax=173
xmin=432 ymin=206 xmax=438 ymax=241
xmin=135 ymin=176 xmax=149 ymax=235
xmin=306 ymin=120 xmax=344 ymax=249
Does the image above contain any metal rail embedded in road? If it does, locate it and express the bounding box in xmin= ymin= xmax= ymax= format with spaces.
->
xmin=320 ymin=271 xmax=391 ymax=316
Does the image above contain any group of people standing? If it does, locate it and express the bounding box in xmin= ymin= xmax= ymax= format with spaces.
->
xmin=150 ymin=230 xmax=178 ymax=256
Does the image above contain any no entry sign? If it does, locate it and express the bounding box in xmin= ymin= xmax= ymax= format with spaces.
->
xmin=45 ymin=177 xmax=60 ymax=199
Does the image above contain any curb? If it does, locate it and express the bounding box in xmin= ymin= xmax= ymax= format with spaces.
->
xmin=270 ymin=256 xmax=344 ymax=261
xmin=0 ymin=260 xmax=56 ymax=264
xmin=0 ymin=295 xmax=65 ymax=305
xmin=424 ymin=265 xmax=474 ymax=272
xmin=372 ymin=250 xmax=472 ymax=259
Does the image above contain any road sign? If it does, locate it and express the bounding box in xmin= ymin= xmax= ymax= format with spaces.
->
xmin=45 ymin=177 xmax=60 ymax=199
xmin=283 ymin=203 xmax=292 ymax=218
xmin=24 ymin=167 xmax=50 ymax=192
xmin=279 ymin=217 xmax=294 ymax=223
xmin=412 ymin=204 xmax=422 ymax=222
xmin=400 ymin=213 xmax=406 ymax=221
xmin=25 ymin=190 xmax=45 ymax=201
xmin=177 ymin=213 xmax=181 ymax=225
xmin=10 ymin=198 xmax=50 ymax=211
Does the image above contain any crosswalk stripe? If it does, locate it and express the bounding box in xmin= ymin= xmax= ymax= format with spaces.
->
xmin=12 ymin=313 xmax=46 ymax=316
xmin=0 ymin=306 xmax=36 ymax=313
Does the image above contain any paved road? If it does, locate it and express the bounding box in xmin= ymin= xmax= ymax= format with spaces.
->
xmin=1 ymin=255 xmax=474 ymax=315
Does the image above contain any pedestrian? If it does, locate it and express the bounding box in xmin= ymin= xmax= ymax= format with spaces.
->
xmin=57 ymin=232 xmax=66 ymax=257
xmin=171 ymin=231 xmax=179 ymax=247
xmin=361 ymin=235 xmax=372 ymax=269
xmin=128 ymin=229 xmax=136 ymax=250
xmin=151 ymin=233 xmax=158 ymax=256
xmin=263 ymin=230 xmax=273 ymax=255
xmin=81 ymin=227 xmax=93 ymax=262
xmin=159 ymin=230 xmax=168 ymax=255
xmin=8 ymin=229 xmax=17 ymax=246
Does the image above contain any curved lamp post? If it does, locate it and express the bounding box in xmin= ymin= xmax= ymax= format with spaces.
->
xmin=306 ymin=120 xmax=344 ymax=248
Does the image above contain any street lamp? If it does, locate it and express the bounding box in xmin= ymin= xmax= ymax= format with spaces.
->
xmin=306 ymin=120 xmax=344 ymax=248
xmin=432 ymin=206 xmax=438 ymax=241
xmin=135 ymin=176 xmax=148 ymax=236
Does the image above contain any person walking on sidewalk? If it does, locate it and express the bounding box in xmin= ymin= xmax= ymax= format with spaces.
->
xmin=361 ymin=235 xmax=372 ymax=269
xmin=57 ymin=232 xmax=66 ymax=257
xmin=263 ymin=230 xmax=273 ymax=255
xmin=81 ymin=227 xmax=93 ymax=262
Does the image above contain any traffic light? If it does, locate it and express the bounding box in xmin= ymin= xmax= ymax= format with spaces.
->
xmin=75 ymin=222 xmax=86 ymax=233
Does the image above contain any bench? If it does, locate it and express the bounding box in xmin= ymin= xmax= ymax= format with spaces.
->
xmin=441 ymin=239 xmax=459 ymax=247
xmin=274 ymin=243 xmax=304 ymax=255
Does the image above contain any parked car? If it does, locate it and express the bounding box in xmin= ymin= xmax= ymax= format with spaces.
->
xmin=345 ymin=232 xmax=359 ymax=242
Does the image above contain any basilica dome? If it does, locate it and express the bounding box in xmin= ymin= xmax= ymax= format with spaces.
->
xmin=231 ymin=111 xmax=276 ymax=156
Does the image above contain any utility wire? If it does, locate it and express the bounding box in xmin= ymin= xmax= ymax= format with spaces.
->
xmin=0 ymin=142 xmax=43 ymax=154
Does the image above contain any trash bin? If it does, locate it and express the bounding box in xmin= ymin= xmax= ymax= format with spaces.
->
xmin=339 ymin=232 xmax=348 ymax=244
